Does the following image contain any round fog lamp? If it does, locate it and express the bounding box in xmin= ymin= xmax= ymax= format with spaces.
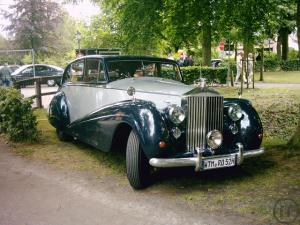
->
xmin=228 ymin=104 xmax=243 ymax=121
xmin=172 ymin=127 xmax=182 ymax=139
xmin=230 ymin=123 xmax=239 ymax=135
xmin=206 ymin=130 xmax=223 ymax=149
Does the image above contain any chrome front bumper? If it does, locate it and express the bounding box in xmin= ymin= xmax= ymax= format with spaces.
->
xmin=149 ymin=143 xmax=264 ymax=172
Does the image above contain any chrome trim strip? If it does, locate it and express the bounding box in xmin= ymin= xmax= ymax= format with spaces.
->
xmin=149 ymin=147 xmax=265 ymax=170
xmin=243 ymin=148 xmax=265 ymax=158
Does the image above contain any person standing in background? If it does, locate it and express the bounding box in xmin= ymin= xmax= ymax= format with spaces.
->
xmin=0 ymin=63 xmax=13 ymax=87
xmin=235 ymin=52 xmax=245 ymax=83
xmin=247 ymin=53 xmax=254 ymax=83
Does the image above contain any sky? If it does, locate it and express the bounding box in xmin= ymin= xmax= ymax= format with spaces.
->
xmin=0 ymin=0 xmax=100 ymax=37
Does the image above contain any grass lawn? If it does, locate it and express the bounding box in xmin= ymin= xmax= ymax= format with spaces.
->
xmin=5 ymin=86 xmax=300 ymax=224
xmin=254 ymin=71 xmax=300 ymax=83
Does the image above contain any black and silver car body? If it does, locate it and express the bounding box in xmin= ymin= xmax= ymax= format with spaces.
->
xmin=48 ymin=55 xmax=264 ymax=189
xmin=11 ymin=64 xmax=63 ymax=86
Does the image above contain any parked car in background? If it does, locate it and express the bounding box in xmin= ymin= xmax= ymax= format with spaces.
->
xmin=211 ymin=59 xmax=224 ymax=67
xmin=11 ymin=64 xmax=63 ymax=86
xmin=48 ymin=55 xmax=264 ymax=189
xmin=7 ymin=65 xmax=20 ymax=72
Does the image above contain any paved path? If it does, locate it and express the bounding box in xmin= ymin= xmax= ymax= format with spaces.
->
xmin=0 ymin=141 xmax=257 ymax=225
xmin=248 ymin=82 xmax=300 ymax=88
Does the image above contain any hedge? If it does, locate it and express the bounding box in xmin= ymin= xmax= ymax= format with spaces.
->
xmin=0 ymin=88 xmax=38 ymax=142
xmin=180 ymin=66 xmax=228 ymax=85
xmin=281 ymin=59 xmax=300 ymax=71
xmin=225 ymin=59 xmax=300 ymax=74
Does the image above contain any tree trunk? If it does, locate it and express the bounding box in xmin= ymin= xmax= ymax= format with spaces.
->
xmin=280 ymin=28 xmax=289 ymax=61
xmin=202 ymin=22 xmax=211 ymax=66
xmin=243 ymin=39 xmax=253 ymax=57
xmin=297 ymin=0 xmax=300 ymax=59
xmin=276 ymin=34 xmax=282 ymax=60
xmin=259 ymin=46 xmax=264 ymax=81
xmin=234 ymin=42 xmax=237 ymax=62
xmin=289 ymin=113 xmax=300 ymax=148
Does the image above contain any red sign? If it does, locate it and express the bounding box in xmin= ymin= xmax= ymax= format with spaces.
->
xmin=219 ymin=41 xmax=225 ymax=51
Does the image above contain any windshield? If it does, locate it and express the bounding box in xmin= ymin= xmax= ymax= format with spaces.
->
xmin=106 ymin=60 xmax=182 ymax=82
xmin=12 ymin=65 xmax=29 ymax=75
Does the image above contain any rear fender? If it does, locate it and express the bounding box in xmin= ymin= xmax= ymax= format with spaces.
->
xmin=48 ymin=91 xmax=70 ymax=129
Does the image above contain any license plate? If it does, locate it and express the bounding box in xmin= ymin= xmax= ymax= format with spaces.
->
xmin=203 ymin=156 xmax=236 ymax=170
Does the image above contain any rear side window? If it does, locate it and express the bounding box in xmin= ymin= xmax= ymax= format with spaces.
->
xmin=85 ymin=59 xmax=106 ymax=83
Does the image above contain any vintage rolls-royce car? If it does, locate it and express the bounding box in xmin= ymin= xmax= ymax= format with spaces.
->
xmin=48 ymin=55 xmax=264 ymax=189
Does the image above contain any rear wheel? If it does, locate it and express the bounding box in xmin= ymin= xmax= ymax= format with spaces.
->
xmin=56 ymin=128 xmax=71 ymax=142
xmin=126 ymin=131 xmax=151 ymax=189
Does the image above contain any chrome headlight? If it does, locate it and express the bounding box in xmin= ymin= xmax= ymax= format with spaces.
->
xmin=206 ymin=130 xmax=223 ymax=149
xmin=228 ymin=104 xmax=243 ymax=121
xmin=167 ymin=105 xmax=185 ymax=124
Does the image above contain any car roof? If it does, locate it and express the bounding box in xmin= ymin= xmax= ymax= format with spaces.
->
xmin=69 ymin=55 xmax=178 ymax=65
xmin=12 ymin=64 xmax=63 ymax=75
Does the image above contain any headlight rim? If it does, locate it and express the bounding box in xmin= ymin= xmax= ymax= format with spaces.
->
xmin=167 ymin=105 xmax=186 ymax=125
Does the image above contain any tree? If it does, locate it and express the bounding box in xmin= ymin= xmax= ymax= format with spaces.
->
xmin=230 ymin=0 xmax=273 ymax=57
xmin=4 ymin=0 xmax=63 ymax=55
xmin=0 ymin=35 xmax=8 ymax=50
xmin=289 ymin=114 xmax=300 ymax=148
xmin=297 ymin=0 xmax=300 ymax=59
xmin=269 ymin=0 xmax=297 ymax=60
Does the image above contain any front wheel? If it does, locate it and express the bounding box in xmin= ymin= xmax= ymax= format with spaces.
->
xmin=47 ymin=79 xmax=55 ymax=87
xmin=126 ymin=131 xmax=151 ymax=189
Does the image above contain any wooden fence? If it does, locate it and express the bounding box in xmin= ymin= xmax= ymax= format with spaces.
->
xmin=13 ymin=75 xmax=62 ymax=108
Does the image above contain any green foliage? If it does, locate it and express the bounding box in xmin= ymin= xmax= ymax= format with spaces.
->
xmin=4 ymin=0 xmax=63 ymax=54
xmin=281 ymin=59 xmax=300 ymax=71
xmin=227 ymin=59 xmax=300 ymax=74
xmin=0 ymin=88 xmax=38 ymax=142
xmin=180 ymin=66 xmax=227 ymax=84
xmin=22 ymin=54 xmax=33 ymax=64
xmin=288 ymin=48 xmax=299 ymax=59
xmin=257 ymin=59 xmax=282 ymax=72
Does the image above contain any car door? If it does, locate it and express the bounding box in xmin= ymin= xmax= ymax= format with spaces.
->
xmin=36 ymin=65 xmax=51 ymax=77
xmin=62 ymin=58 xmax=107 ymax=123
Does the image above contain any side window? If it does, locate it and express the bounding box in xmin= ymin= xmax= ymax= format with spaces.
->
xmin=62 ymin=65 xmax=71 ymax=83
xmin=22 ymin=67 xmax=33 ymax=74
xmin=85 ymin=59 xmax=106 ymax=83
xmin=160 ymin=63 xmax=181 ymax=81
xmin=143 ymin=62 xmax=157 ymax=76
xmin=70 ymin=60 xmax=84 ymax=83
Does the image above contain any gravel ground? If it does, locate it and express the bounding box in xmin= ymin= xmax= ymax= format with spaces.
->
xmin=0 ymin=140 xmax=258 ymax=225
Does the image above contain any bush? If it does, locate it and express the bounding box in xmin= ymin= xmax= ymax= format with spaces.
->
xmin=281 ymin=59 xmax=300 ymax=71
xmin=180 ymin=66 xmax=228 ymax=84
xmin=0 ymin=88 xmax=38 ymax=142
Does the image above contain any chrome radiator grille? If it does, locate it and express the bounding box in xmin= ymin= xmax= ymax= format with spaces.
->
xmin=186 ymin=95 xmax=224 ymax=152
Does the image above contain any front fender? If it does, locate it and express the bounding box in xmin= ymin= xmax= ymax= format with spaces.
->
xmin=224 ymin=98 xmax=263 ymax=150
xmin=68 ymin=100 xmax=167 ymax=159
